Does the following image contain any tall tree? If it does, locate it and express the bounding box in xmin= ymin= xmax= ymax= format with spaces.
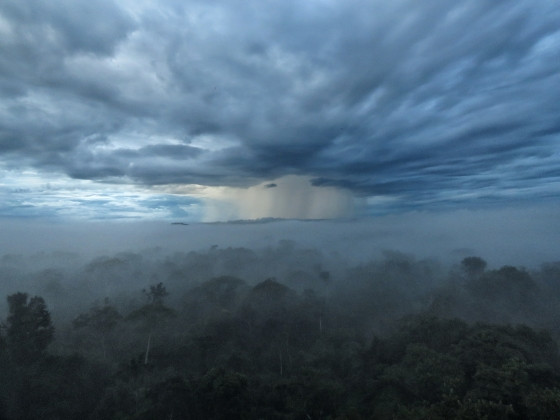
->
xmin=128 ymin=283 xmax=175 ymax=364
xmin=73 ymin=299 xmax=122 ymax=360
xmin=5 ymin=292 xmax=54 ymax=364
xmin=143 ymin=282 xmax=169 ymax=305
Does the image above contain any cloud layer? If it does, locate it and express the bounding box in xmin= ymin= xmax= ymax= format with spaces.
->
xmin=1 ymin=0 xmax=559 ymax=219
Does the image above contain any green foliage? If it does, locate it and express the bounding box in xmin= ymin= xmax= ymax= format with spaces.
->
xmin=524 ymin=387 xmax=560 ymax=419
xmin=394 ymin=315 xmax=469 ymax=354
xmin=467 ymin=266 xmax=538 ymax=305
xmin=383 ymin=344 xmax=465 ymax=403
xmin=3 ymin=252 xmax=560 ymax=420
xmin=198 ymin=368 xmax=249 ymax=419
xmin=362 ymin=316 xmax=560 ymax=419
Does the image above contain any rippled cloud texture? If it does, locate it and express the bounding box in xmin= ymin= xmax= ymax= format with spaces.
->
xmin=1 ymin=0 xmax=559 ymax=220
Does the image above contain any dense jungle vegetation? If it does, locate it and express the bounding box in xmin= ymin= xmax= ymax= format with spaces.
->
xmin=1 ymin=243 xmax=560 ymax=419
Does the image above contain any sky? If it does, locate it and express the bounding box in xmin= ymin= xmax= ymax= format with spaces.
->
xmin=0 ymin=0 xmax=559 ymax=222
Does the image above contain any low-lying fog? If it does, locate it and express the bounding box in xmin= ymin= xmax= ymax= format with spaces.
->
xmin=1 ymin=203 xmax=560 ymax=419
xmin=1 ymin=204 xmax=558 ymax=268
xmin=0 ymin=203 xmax=557 ymax=326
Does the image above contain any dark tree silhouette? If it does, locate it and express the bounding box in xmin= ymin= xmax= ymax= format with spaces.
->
xmin=143 ymin=282 xmax=169 ymax=305
xmin=461 ymin=256 xmax=487 ymax=278
xmin=73 ymin=299 xmax=122 ymax=359
xmin=128 ymin=283 xmax=175 ymax=364
xmin=5 ymin=292 xmax=54 ymax=364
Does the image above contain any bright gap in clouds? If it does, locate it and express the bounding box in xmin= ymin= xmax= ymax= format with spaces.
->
xmin=168 ymin=175 xmax=359 ymax=221
xmin=0 ymin=168 xmax=204 ymax=221
xmin=1 ymin=168 xmax=359 ymax=222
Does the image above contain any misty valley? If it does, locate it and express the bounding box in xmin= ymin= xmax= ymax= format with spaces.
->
xmin=1 ymin=242 xmax=560 ymax=419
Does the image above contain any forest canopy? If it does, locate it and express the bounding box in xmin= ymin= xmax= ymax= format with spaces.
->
xmin=0 ymin=243 xmax=560 ymax=419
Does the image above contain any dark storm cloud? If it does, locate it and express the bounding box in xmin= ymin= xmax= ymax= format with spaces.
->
xmin=1 ymin=0 xmax=559 ymax=210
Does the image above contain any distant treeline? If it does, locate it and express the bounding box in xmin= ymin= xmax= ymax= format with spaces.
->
xmin=0 ymin=245 xmax=559 ymax=418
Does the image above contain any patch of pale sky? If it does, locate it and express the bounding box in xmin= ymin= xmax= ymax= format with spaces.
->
xmin=188 ymin=134 xmax=239 ymax=152
xmin=0 ymin=12 xmax=12 ymax=38
xmin=0 ymin=166 xmax=204 ymax=220
xmin=198 ymin=175 xmax=357 ymax=221
xmin=154 ymin=176 xmax=357 ymax=221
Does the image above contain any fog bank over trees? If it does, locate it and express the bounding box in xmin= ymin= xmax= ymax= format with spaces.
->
xmin=0 ymin=205 xmax=560 ymax=418
xmin=0 ymin=232 xmax=559 ymax=333
xmin=1 ymin=203 xmax=559 ymax=268
xmin=0 ymin=228 xmax=560 ymax=417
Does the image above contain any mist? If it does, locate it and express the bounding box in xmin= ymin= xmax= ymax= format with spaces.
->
xmin=1 ymin=204 xmax=560 ymax=418
xmin=2 ymin=203 xmax=558 ymax=267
